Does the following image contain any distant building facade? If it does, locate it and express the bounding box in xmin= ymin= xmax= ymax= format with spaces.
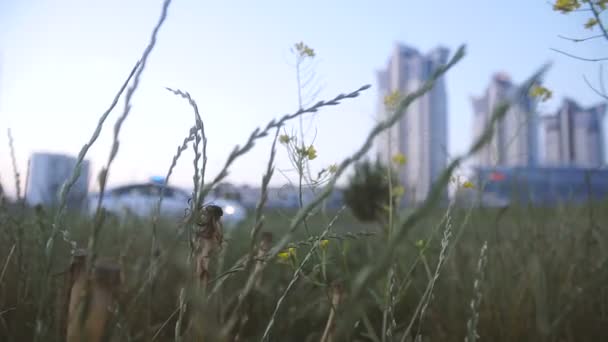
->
xmin=470 ymin=165 xmax=608 ymax=206
xmin=543 ymin=98 xmax=606 ymax=168
xmin=376 ymin=42 xmax=450 ymax=205
xmin=471 ymin=73 xmax=539 ymax=168
xmin=26 ymin=152 xmax=90 ymax=210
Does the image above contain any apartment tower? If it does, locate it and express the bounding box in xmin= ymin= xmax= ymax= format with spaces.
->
xmin=376 ymin=43 xmax=450 ymax=204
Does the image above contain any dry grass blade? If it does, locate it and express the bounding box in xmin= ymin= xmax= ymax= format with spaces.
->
xmin=401 ymin=214 xmax=454 ymax=342
xmin=0 ymin=244 xmax=16 ymax=285
xmin=465 ymin=241 xmax=489 ymax=342
xmin=221 ymin=128 xmax=281 ymax=338
xmin=165 ymin=87 xmax=209 ymax=207
xmin=558 ymin=33 xmax=604 ymax=42
xmin=549 ymin=48 xmax=608 ymax=62
xmin=7 ymin=129 xmax=22 ymax=203
xmin=151 ymin=306 xmax=181 ymax=341
xmin=195 ymin=84 xmax=371 ymax=207
xmin=583 ymin=74 xmax=608 ymax=100
xmin=91 ymin=0 xmax=173 ymax=225
xmin=321 ymin=281 xmax=344 ymax=342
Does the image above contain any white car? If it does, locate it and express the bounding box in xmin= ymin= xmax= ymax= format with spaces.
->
xmin=88 ymin=182 xmax=247 ymax=228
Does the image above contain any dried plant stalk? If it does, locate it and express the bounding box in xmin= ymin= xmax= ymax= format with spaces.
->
xmin=66 ymin=251 xmax=121 ymax=342
xmin=321 ymin=282 xmax=344 ymax=342
xmin=232 ymin=232 xmax=274 ymax=342
xmin=56 ymin=249 xmax=86 ymax=341
xmin=254 ymin=232 xmax=273 ymax=289
xmin=194 ymin=205 xmax=224 ymax=288
xmin=7 ymin=128 xmax=22 ymax=203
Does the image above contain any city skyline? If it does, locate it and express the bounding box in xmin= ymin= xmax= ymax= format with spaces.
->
xmin=470 ymin=74 xmax=607 ymax=170
xmin=1 ymin=0 xmax=606 ymax=197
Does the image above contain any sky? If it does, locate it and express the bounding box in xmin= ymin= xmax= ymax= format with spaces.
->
xmin=0 ymin=0 xmax=606 ymax=197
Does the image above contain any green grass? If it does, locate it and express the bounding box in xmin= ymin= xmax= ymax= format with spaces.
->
xmin=1 ymin=203 xmax=607 ymax=341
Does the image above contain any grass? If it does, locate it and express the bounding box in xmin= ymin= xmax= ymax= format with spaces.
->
xmin=1 ymin=0 xmax=607 ymax=341
xmin=1 ymin=205 xmax=607 ymax=341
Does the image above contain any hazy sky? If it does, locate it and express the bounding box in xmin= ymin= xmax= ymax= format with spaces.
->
xmin=0 ymin=0 xmax=606 ymax=196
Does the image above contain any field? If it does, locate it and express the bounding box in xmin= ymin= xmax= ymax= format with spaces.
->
xmin=2 ymin=0 xmax=608 ymax=341
xmin=1 ymin=202 xmax=607 ymax=341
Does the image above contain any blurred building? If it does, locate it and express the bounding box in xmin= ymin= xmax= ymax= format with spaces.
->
xmin=471 ymin=73 xmax=539 ymax=168
xmin=543 ymin=98 xmax=606 ymax=168
xmin=469 ymin=165 xmax=608 ymax=207
xmin=376 ymin=42 xmax=450 ymax=205
xmin=26 ymin=152 xmax=90 ymax=210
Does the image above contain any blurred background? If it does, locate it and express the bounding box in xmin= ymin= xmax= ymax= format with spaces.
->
xmin=0 ymin=0 xmax=606 ymax=212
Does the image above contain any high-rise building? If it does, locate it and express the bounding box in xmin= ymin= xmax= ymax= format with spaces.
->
xmin=543 ymin=98 xmax=606 ymax=168
xmin=471 ymin=73 xmax=539 ymax=168
xmin=376 ymin=43 xmax=450 ymax=205
xmin=26 ymin=152 xmax=90 ymax=210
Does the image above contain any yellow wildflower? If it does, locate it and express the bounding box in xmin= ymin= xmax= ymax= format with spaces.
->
xmin=585 ymin=18 xmax=598 ymax=29
xmin=530 ymin=85 xmax=552 ymax=102
xmin=553 ymin=0 xmax=581 ymax=13
xmin=320 ymin=239 xmax=329 ymax=250
xmin=462 ymin=181 xmax=475 ymax=189
xmin=383 ymin=90 xmax=401 ymax=110
xmin=392 ymin=153 xmax=407 ymax=165
xmin=277 ymin=247 xmax=296 ymax=263
xmin=305 ymin=145 xmax=317 ymax=160
xmin=295 ymin=42 xmax=315 ymax=58
xmin=328 ymin=164 xmax=338 ymax=174
xmin=279 ymin=134 xmax=291 ymax=144
xmin=277 ymin=251 xmax=290 ymax=262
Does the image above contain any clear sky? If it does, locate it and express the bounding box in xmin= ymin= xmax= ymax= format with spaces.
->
xmin=0 ymin=0 xmax=606 ymax=196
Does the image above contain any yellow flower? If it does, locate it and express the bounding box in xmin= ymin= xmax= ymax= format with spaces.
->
xmin=553 ymin=0 xmax=581 ymax=13
xmin=305 ymin=145 xmax=317 ymax=160
xmin=277 ymin=251 xmax=290 ymax=261
xmin=392 ymin=185 xmax=405 ymax=197
xmin=415 ymin=239 xmax=425 ymax=249
xmin=383 ymin=90 xmax=401 ymax=110
xmin=277 ymin=247 xmax=296 ymax=263
xmin=295 ymin=42 xmax=315 ymax=58
xmin=279 ymin=134 xmax=291 ymax=144
xmin=328 ymin=164 xmax=338 ymax=174
xmin=529 ymin=85 xmax=552 ymax=102
xmin=392 ymin=153 xmax=407 ymax=165
xmin=585 ymin=18 xmax=598 ymax=29
xmin=320 ymin=239 xmax=329 ymax=250
xmin=462 ymin=181 xmax=475 ymax=189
